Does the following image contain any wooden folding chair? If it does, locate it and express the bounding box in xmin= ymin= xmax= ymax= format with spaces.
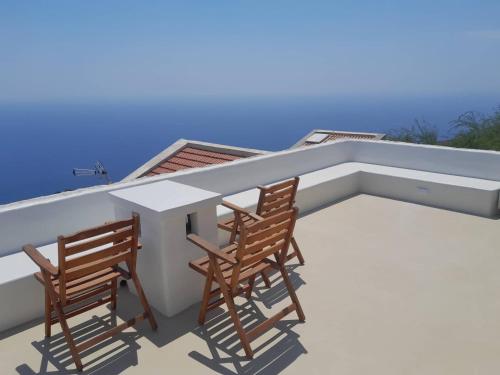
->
xmin=23 ymin=213 xmax=157 ymax=372
xmin=189 ymin=208 xmax=305 ymax=359
xmin=218 ymin=177 xmax=304 ymax=287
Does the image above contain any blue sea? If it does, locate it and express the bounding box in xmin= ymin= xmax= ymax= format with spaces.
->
xmin=0 ymin=95 xmax=498 ymax=205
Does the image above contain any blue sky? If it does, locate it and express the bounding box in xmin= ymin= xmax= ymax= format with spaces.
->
xmin=1 ymin=0 xmax=499 ymax=101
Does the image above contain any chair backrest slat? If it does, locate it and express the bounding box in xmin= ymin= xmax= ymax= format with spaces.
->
xmin=260 ymin=178 xmax=297 ymax=194
xmin=57 ymin=214 xmax=140 ymax=305
xmin=65 ymin=228 xmax=134 ymax=256
xmin=245 ymin=222 xmax=290 ymax=251
xmin=240 ymin=240 xmax=286 ymax=267
xmin=235 ymin=208 xmax=297 ymax=270
xmin=247 ymin=208 xmax=295 ymax=235
xmin=62 ymin=218 xmax=135 ymax=244
xmin=65 ymin=251 xmax=130 ymax=281
xmin=261 ymin=193 xmax=293 ymax=212
xmin=256 ymin=177 xmax=299 ymax=218
xmin=65 ymin=239 xmax=133 ymax=269
xmin=245 ymin=232 xmax=287 ymax=257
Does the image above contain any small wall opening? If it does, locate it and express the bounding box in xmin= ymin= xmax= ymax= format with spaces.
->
xmin=186 ymin=213 xmax=198 ymax=235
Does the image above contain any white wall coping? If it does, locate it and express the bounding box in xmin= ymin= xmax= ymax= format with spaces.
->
xmin=2 ymin=139 xmax=500 ymax=257
xmin=109 ymin=180 xmax=221 ymax=219
xmin=3 ymin=139 xmax=500 ymax=213
xmin=218 ymin=161 xmax=500 ymax=218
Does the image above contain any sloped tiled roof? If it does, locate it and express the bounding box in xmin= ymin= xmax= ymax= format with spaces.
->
xmin=145 ymin=147 xmax=244 ymax=176
xmin=292 ymin=130 xmax=386 ymax=148
xmin=124 ymin=129 xmax=385 ymax=182
xmin=122 ymin=140 xmax=267 ymax=181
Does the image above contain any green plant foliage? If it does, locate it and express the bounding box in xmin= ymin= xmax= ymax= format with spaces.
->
xmin=448 ymin=107 xmax=500 ymax=150
xmin=387 ymin=106 xmax=500 ymax=151
xmin=387 ymin=119 xmax=439 ymax=145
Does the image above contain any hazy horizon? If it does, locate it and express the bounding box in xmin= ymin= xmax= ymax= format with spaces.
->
xmin=1 ymin=1 xmax=499 ymax=102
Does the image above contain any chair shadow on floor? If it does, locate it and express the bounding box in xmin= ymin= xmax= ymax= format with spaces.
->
xmin=189 ymin=264 xmax=308 ymax=375
xmin=14 ymin=283 xmax=202 ymax=375
xmin=14 ymin=265 xmax=306 ymax=375
xmin=16 ymin=312 xmax=141 ymax=375
xmin=252 ymin=264 xmax=305 ymax=309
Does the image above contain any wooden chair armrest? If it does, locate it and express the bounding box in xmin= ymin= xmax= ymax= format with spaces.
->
xmin=187 ymin=234 xmax=238 ymax=265
xmin=23 ymin=244 xmax=59 ymax=276
xmin=221 ymin=200 xmax=263 ymax=221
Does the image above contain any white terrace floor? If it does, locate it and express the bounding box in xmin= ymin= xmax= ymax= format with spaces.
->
xmin=1 ymin=194 xmax=500 ymax=375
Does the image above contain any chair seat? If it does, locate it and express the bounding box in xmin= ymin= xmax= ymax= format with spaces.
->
xmin=218 ymin=214 xmax=259 ymax=232
xmin=189 ymin=244 xmax=272 ymax=286
xmin=35 ymin=267 xmax=121 ymax=298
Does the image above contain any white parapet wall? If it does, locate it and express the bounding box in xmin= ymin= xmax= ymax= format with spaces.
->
xmin=0 ymin=140 xmax=499 ymax=332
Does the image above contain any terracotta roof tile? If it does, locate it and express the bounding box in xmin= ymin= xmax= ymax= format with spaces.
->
xmin=143 ymin=145 xmax=247 ymax=177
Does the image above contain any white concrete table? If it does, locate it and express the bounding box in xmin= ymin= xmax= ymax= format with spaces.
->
xmin=109 ymin=180 xmax=221 ymax=317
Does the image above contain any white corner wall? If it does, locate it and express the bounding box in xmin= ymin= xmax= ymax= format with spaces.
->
xmin=1 ymin=140 xmax=500 ymax=258
xmin=0 ymin=139 xmax=500 ymax=332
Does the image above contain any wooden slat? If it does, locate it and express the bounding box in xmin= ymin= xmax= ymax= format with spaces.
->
xmin=62 ymin=219 xmax=133 ymax=244
xmin=262 ymin=205 xmax=290 ymax=218
xmin=66 ymin=252 xmax=130 ymax=281
xmin=65 ymin=271 xmax=120 ymax=296
xmin=245 ymin=230 xmax=287 ymax=255
xmin=66 ymin=239 xmax=132 ymax=268
xmin=246 ymin=209 xmax=294 ymax=234
xmin=235 ymin=261 xmax=272 ymax=282
xmin=246 ymin=303 xmax=296 ymax=342
xmin=259 ymin=179 xmax=296 ymax=194
xmin=241 ymin=241 xmax=285 ymax=267
xmin=66 ymin=284 xmax=112 ymax=306
xmin=261 ymin=194 xmax=292 ymax=212
xmin=262 ymin=185 xmax=294 ymax=203
xmin=65 ymin=228 xmax=133 ymax=256
xmin=61 ymin=297 xmax=112 ymax=322
xmin=246 ymin=220 xmax=290 ymax=244
xmin=76 ymin=313 xmax=147 ymax=353
xmin=50 ymin=268 xmax=112 ymax=288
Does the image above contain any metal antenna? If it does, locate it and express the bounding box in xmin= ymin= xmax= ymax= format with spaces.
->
xmin=73 ymin=160 xmax=111 ymax=184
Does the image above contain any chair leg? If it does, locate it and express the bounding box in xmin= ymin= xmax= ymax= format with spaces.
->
xmin=111 ymin=279 xmax=117 ymax=311
xmin=260 ymin=271 xmax=272 ymax=288
xmin=129 ymin=267 xmax=158 ymax=331
xmin=42 ymin=272 xmax=83 ymax=371
xmin=211 ymin=257 xmax=254 ymax=359
xmin=229 ymin=226 xmax=237 ymax=243
xmin=44 ymin=289 xmax=51 ymax=338
xmin=198 ymin=269 xmax=214 ymax=325
xmin=278 ymin=263 xmax=305 ymax=322
xmin=291 ymin=237 xmax=305 ymax=265
xmin=245 ymin=275 xmax=256 ymax=299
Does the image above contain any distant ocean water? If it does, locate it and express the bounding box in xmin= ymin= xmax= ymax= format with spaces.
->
xmin=0 ymin=95 xmax=498 ymax=205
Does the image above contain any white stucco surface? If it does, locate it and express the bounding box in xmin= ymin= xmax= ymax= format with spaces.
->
xmin=109 ymin=180 xmax=222 ymax=317
xmin=109 ymin=180 xmax=221 ymax=217
xmin=1 ymin=140 xmax=499 ymax=332
xmin=2 ymin=195 xmax=500 ymax=374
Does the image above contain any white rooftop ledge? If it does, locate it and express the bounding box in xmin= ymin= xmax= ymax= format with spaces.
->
xmin=1 ymin=139 xmax=500 ymax=332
